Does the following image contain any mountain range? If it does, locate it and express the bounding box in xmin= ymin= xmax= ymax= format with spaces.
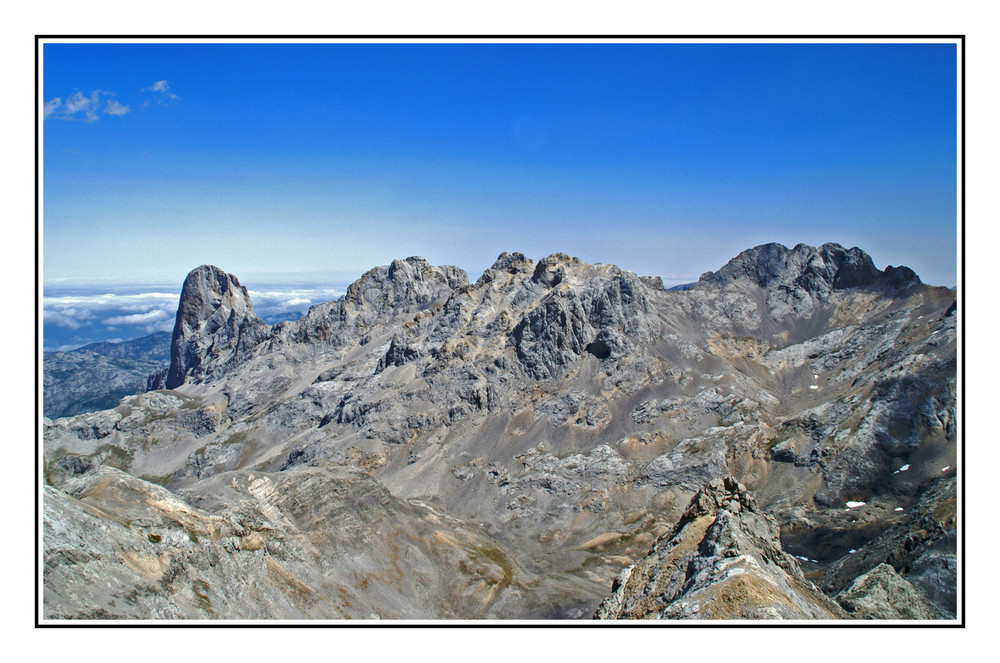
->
xmin=41 ymin=242 xmax=958 ymax=620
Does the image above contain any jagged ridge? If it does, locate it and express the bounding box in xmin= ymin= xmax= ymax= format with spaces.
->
xmin=595 ymin=477 xmax=846 ymax=620
xmin=42 ymin=241 xmax=957 ymax=621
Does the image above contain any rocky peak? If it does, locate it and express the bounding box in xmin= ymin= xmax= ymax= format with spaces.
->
xmin=531 ymin=252 xmax=582 ymax=287
xmin=277 ymin=257 xmax=469 ymax=348
xmin=511 ymin=263 xmax=659 ymax=380
xmin=343 ymin=256 xmax=468 ymax=312
xmin=674 ymin=476 xmax=756 ymax=524
xmin=700 ymin=242 xmax=886 ymax=295
xmin=165 ymin=265 xmax=269 ymax=389
xmin=475 ymin=251 xmax=534 ymax=287
xmin=880 ymin=264 xmax=922 ymax=290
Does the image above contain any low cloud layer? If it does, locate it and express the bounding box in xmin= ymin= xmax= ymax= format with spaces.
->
xmin=103 ymin=309 xmax=172 ymax=326
xmin=247 ymin=286 xmax=345 ymax=323
xmin=44 ymin=290 xmax=178 ymax=350
xmin=43 ymin=282 xmax=347 ymax=352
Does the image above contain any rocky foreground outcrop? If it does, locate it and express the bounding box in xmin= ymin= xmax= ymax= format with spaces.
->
xmin=44 ymin=465 xmax=529 ymax=619
xmin=834 ymin=563 xmax=944 ymax=620
xmin=43 ymin=243 xmax=958 ymax=620
xmin=595 ymin=477 xmax=846 ymax=619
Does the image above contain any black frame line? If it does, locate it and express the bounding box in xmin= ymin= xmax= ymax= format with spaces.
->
xmin=34 ymin=33 xmax=966 ymax=629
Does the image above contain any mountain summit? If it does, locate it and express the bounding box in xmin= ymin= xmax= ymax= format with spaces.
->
xmin=166 ymin=265 xmax=269 ymax=389
xmin=702 ymin=243 xmax=884 ymax=289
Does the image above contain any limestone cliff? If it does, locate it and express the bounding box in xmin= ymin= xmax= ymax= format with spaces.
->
xmin=166 ymin=265 xmax=270 ymax=388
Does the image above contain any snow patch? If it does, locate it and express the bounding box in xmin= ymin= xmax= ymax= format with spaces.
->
xmin=845 ymin=501 xmax=866 ymax=509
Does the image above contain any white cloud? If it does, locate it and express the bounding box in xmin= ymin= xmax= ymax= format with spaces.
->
xmin=64 ymin=91 xmax=96 ymax=113
xmin=45 ymin=89 xmax=129 ymax=121
xmin=103 ymin=309 xmax=171 ymax=326
xmin=44 ymin=98 xmax=62 ymax=118
xmin=50 ymin=343 xmax=88 ymax=353
xmin=43 ymin=307 xmax=94 ymax=329
xmin=44 ymin=290 xmax=178 ymax=334
xmin=143 ymin=79 xmax=178 ymax=103
xmin=142 ymin=321 xmax=175 ymax=333
xmin=104 ymin=99 xmax=129 ymax=116
xmin=45 ymin=292 xmax=178 ymax=308
xmin=45 ymin=314 xmax=80 ymax=330
xmin=44 ymin=286 xmax=181 ymax=349
xmin=63 ymin=90 xmax=101 ymax=122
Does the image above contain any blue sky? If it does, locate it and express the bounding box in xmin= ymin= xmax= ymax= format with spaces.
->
xmin=43 ymin=41 xmax=958 ymax=293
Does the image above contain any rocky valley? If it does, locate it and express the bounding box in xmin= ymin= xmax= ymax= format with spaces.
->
xmin=41 ymin=242 xmax=959 ymax=621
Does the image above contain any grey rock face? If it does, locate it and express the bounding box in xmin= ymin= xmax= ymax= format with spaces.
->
xmin=700 ymin=242 xmax=883 ymax=294
xmin=43 ymin=243 xmax=958 ymax=621
xmin=166 ymin=265 xmax=270 ymax=388
xmin=146 ymin=367 xmax=168 ymax=391
xmin=835 ymin=563 xmax=944 ymax=619
xmin=44 ymin=465 xmax=527 ymax=619
xmin=343 ymin=257 xmax=468 ymax=320
xmin=475 ymin=251 xmax=533 ymax=287
xmin=281 ymin=257 xmax=468 ymax=348
xmin=595 ymin=478 xmax=846 ymax=620
xmin=511 ymin=257 xmax=658 ymax=379
xmin=695 ymin=242 xmax=923 ymax=326
xmin=816 ymin=476 xmax=957 ymax=618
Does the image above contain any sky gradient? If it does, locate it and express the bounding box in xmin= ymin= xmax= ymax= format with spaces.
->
xmin=42 ymin=40 xmax=959 ymax=289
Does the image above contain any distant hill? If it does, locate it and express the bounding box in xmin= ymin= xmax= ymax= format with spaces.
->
xmin=43 ymin=331 xmax=171 ymax=419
